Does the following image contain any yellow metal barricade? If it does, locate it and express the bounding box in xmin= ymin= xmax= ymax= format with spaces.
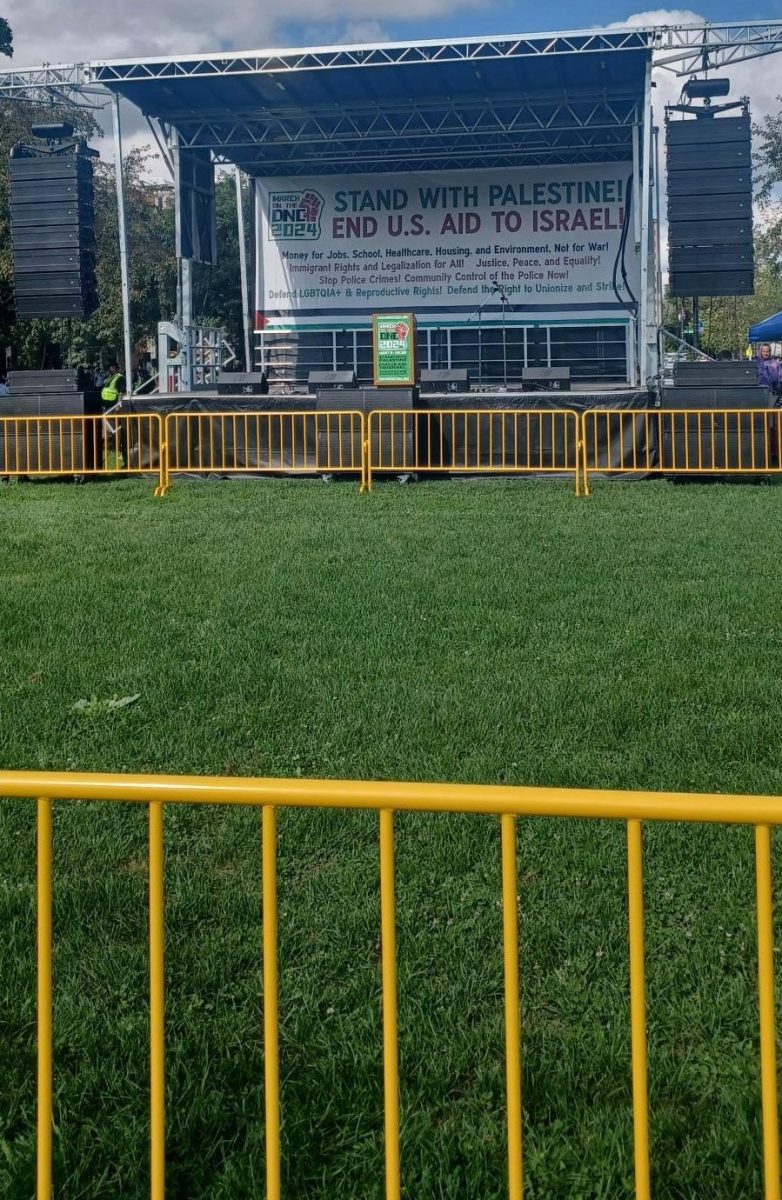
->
xmin=582 ymin=408 xmax=782 ymax=490
xmin=162 ymin=410 xmax=366 ymax=493
xmin=0 ymin=414 xmax=165 ymax=494
xmin=4 ymin=766 xmax=782 ymax=1200
xmin=366 ymin=408 xmax=584 ymax=494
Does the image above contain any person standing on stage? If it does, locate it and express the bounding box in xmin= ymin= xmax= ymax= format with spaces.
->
xmin=755 ymin=343 xmax=782 ymax=397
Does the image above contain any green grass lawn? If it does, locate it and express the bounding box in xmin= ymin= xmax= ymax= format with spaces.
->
xmin=1 ymin=477 xmax=782 ymax=1199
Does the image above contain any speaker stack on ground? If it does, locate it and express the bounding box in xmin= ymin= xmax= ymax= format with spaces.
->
xmin=661 ymin=360 xmax=772 ymax=472
xmin=9 ymin=124 xmax=99 ymax=320
xmin=667 ymin=93 xmax=754 ymax=299
xmin=0 ymin=370 xmax=102 ymax=474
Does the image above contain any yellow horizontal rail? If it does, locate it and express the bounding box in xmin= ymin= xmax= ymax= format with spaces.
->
xmin=3 ymin=767 xmax=780 ymax=1200
xmin=5 ymin=768 xmax=782 ymax=823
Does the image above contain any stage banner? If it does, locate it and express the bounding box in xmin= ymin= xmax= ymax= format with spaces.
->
xmin=256 ymin=164 xmax=639 ymax=319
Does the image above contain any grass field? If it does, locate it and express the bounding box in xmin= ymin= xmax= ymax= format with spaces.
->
xmin=1 ymin=477 xmax=782 ymax=1199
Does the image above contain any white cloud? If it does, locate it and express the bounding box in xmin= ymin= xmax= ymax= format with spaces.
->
xmin=4 ymin=0 xmax=488 ymax=66
xmin=338 ymin=22 xmax=393 ymax=45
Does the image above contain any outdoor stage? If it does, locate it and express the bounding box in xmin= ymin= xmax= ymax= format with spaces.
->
xmin=3 ymin=21 xmax=782 ymax=478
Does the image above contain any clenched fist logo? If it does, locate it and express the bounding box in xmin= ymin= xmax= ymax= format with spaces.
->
xmin=300 ymin=192 xmax=323 ymax=221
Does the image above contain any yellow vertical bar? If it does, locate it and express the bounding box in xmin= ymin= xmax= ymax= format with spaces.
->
xmin=263 ymin=806 xmax=281 ymax=1200
xmin=627 ymin=819 xmax=651 ymax=1200
xmin=756 ymin=825 xmax=781 ymax=1200
xmin=379 ymin=808 xmax=401 ymax=1200
xmin=149 ymin=801 xmax=165 ymax=1200
xmin=572 ymin=414 xmax=580 ymax=496
xmin=37 ymin=797 xmax=53 ymax=1200
xmin=736 ymin=410 xmax=742 ymax=475
xmin=158 ymin=416 xmax=166 ymax=494
xmin=501 ymin=814 xmax=524 ymax=1200
xmin=367 ymin=412 xmax=374 ymax=492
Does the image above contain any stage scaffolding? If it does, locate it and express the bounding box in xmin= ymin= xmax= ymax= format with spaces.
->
xmin=2 ymin=21 xmax=782 ymax=391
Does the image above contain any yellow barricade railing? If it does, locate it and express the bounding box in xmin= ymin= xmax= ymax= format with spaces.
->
xmin=162 ymin=409 xmax=367 ymax=493
xmin=583 ymin=408 xmax=782 ymax=488
xmin=0 ymin=413 xmax=166 ymax=493
xmin=365 ymin=408 xmax=585 ymax=494
xmin=4 ymin=408 xmax=782 ymax=500
xmin=2 ymin=767 xmax=781 ymax=1200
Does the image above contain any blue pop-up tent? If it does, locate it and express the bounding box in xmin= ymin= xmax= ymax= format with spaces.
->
xmin=749 ymin=312 xmax=782 ymax=342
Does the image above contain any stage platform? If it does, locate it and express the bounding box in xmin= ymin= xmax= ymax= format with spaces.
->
xmin=125 ymin=387 xmax=652 ymax=414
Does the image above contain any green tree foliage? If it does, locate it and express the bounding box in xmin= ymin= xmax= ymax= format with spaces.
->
xmin=0 ymin=17 xmax=12 ymax=58
xmin=78 ymin=149 xmax=178 ymax=369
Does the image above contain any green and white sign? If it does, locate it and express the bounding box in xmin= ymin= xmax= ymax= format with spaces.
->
xmin=373 ymin=313 xmax=416 ymax=386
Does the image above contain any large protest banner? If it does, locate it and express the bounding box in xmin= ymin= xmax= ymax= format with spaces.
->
xmin=255 ymin=163 xmax=639 ymax=320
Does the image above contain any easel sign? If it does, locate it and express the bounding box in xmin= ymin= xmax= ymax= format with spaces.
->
xmin=372 ymin=313 xmax=417 ymax=387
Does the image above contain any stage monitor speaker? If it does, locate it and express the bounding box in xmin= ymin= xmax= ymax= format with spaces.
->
xmin=9 ymin=146 xmax=99 ymax=320
xmin=521 ymin=367 xmax=571 ymax=392
xmin=307 ymin=370 xmax=358 ymax=394
xmin=217 ymin=372 xmax=269 ymax=397
xmin=420 ymin=369 xmax=470 ymax=394
xmin=666 ymin=111 xmax=754 ymax=298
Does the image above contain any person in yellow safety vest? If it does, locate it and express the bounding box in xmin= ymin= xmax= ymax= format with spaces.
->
xmin=100 ymin=365 xmax=125 ymax=407
xmin=100 ymin=364 xmax=127 ymax=469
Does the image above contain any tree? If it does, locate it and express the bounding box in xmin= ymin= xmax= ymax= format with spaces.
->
xmin=0 ymin=17 xmax=12 ymax=58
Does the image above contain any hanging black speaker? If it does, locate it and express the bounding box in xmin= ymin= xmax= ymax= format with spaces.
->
xmin=666 ymin=109 xmax=754 ymax=298
xmin=9 ymin=138 xmax=99 ymax=320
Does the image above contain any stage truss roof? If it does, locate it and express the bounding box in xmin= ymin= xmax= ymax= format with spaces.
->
xmin=2 ymin=22 xmax=782 ymax=177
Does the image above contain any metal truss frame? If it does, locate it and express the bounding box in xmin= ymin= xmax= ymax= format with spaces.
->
xmin=225 ymin=144 xmax=635 ymax=174
xmin=2 ymin=22 xmax=782 ymax=100
xmin=175 ymin=98 xmax=641 ymax=152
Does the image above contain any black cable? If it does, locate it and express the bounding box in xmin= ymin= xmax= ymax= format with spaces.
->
xmin=612 ymin=173 xmax=637 ymax=312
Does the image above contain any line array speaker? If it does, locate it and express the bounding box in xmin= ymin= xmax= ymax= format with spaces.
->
xmin=9 ymin=146 xmax=99 ymax=320
xmin=666 ymin=112 xmax=754 ymax=298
